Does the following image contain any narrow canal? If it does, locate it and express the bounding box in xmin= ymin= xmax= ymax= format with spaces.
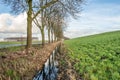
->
xmin=33 ymin=48 xmax=59 ymax=80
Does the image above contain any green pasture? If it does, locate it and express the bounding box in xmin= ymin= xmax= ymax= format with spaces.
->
xmin=0 ymin=40 xmax=40 ymax=45
xmin=65 ymin=31 xmax=120 ymax=80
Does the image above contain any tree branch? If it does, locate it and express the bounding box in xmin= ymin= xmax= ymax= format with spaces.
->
xmin=32 ymin=0 xmax=58 ymax=20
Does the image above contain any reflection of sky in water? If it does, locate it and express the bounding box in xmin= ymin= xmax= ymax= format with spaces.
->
xmin=33 ymin=51 xmax=58 ymax=80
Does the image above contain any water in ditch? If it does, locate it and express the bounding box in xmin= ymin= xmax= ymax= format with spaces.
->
xmin=33 ymin=61 xmax=58 ymax=80
xmin=33 ymin=50 xmax=59 ymax=80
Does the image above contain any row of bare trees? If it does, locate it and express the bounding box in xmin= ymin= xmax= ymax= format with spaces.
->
xmin=2 ymin=0 xmax=83 ymax=51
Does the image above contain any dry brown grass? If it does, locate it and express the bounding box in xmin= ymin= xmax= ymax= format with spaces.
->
xmin=0 ymin=41 xmax=61 ymax=80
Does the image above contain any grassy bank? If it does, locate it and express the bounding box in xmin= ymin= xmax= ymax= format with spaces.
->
xmin=0 ymin=46 xmax=25 ymax=56
xmin=0 ymin=42 xmax=60 ymax=80
xmin=64 ymin=31 xmax=120 ymax=80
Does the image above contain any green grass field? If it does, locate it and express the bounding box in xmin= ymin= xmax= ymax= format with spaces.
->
xmin=65 ymin=31 xmax=120 ymax=80
xmin=0 ymin=40 xmax=40 ymax=56
xmin=0 ymin=40 xmax=40 ymax=45
xmin=0 ymin=40 xmax=41 ymax=48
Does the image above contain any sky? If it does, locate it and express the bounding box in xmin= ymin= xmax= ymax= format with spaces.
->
xmin=0 ymin=0 xmax=120 ymax=40
xmin=64 ymin=0 xmax=120 ymax=38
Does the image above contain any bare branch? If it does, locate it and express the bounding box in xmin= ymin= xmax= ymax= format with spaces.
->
xmin=32 ymin=0 xmax=58 ymax=20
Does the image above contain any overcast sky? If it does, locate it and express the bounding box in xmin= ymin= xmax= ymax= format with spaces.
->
xmin=0 ymin=0 xmax=120 ymax=39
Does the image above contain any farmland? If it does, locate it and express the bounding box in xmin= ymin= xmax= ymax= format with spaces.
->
xmin=0 ymin=41 xmax=40 ymax=48
xmin=64 ymin=31 xmax=120 ymax=80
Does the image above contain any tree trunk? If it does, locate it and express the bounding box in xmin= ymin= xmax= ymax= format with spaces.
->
xmin=26 ymin=0 xmax=32 ymax=51
xmin=51 ymin=30 xmax=53 ymax=43
xmin=41 ymin=28 xmax=45 ymax=46
xmin=54 ymin=30 xmax=56 ymax=42
xmin=48 ymin=27 xmax=50 ymax=43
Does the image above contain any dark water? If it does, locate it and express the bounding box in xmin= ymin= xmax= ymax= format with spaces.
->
xmin=33 ymin=50 xmax=59 ymax=80
xmin=33 ymin=65 xmax=58 ymax=80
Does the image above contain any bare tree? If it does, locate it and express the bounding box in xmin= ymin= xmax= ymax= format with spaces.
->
xmin=2 ymin=0 xmax=59 ymax=51
xmin=46 ymin=0 xmax=83 ymax=41
xmin=2 ymin=0 xmax=83 ymax=49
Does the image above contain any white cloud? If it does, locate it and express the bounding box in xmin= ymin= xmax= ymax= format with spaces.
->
xmin=0 ymin=13 xmax=26 ymax=33
xmin=65 ymin=0 xmax=120 ymax=38
xmin=0 ymin=0 xmax=120 ymax=39
xmin=0 ymin=12 xmax=40 ymax=33
xmin=0 ymin=12 xmax=42 ymax=40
